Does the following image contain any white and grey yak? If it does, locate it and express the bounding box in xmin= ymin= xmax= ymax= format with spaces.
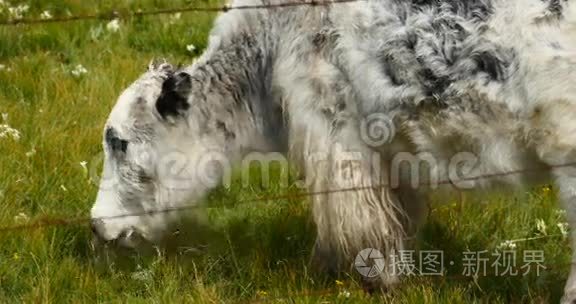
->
xmin=90 ymin=0 xmax=576 ymax=301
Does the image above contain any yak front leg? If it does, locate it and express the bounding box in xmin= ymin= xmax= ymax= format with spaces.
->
xmin=308 ymin=137 xmax=409 ymax=289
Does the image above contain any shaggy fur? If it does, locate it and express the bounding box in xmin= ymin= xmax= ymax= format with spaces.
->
xmin=91 ymin=0 xmax=576 ymax=301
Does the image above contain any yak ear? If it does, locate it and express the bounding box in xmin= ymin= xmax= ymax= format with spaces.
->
xmin=156 ymin=72 xmax=192 ymax=119
xmin=148 ymin=58 xmax=174 ymax=74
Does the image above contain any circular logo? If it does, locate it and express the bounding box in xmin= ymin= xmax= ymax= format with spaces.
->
xmin=359 ymin=113 xmax=396 ymax=147
xmin=354 ymin=248 xmax=385 ymax=278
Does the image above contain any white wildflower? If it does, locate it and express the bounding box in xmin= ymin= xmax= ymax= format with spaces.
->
xmin=8 ymin=4 xmax=29 ymax=19
xmin=71 ymin=64 xmax=88 ymax=78
xmin=497 ymin=240 xmax=517 ymax=250
xmin=169 ymin=13 xmax=181 ymax=24
xmin=338 ymin=290 xmax=351 ymax=298
xmin=80 ymin=161 xmax=88 ymax=175
xmin=60 ymin=184 xmax=68 ymax=192
xmin=25 ymin=148 xmax=36 ymax=158
xmin=536 ymin=218 xmax=547 ymax=235
xmin=40 ymin=10 xmax=52 ymax=20
xmin=0 ymin=124 xmax=21 ymax=141
xmin=131 ymin=265 xmax=153 ymax=282
xmin=14 ymin=212 xmax=29 ymax=223
xmin=106 ymin=19 xmax=120 ymax=33
xmin=186 ymin=44 xmax=196 ymax=53
xmin=558 ymin=222 xmax=569 ymax=238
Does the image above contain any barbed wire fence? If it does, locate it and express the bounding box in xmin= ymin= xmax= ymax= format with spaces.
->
xmin=0 ymin=0 xmax=569 ymax=232
xmin=0 ymin=0 xmax=361 ymax=26
xmin=1 ymin=161 xmax=573 ymax=233
xmin=0 ymin=1 xmax=572 ymax=302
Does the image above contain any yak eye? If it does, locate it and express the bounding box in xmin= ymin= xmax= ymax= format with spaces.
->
xmin=105 ymin=128 xmax=128 ymax=153
xmin=111 ymin=138 xmax=128 ymax=153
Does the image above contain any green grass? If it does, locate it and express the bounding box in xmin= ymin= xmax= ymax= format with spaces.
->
xmin=0 ymin=1 xmax=572 ymax=303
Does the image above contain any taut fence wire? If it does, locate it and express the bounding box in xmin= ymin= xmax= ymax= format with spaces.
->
xmin=1 ymin=161 xmax=574 ymax=234
xmin=0 ymin=0 xmax=361 ymax=26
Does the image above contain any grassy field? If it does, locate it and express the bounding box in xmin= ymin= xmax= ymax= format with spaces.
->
xmin=0 ymin=1 xmax=573 ymax=303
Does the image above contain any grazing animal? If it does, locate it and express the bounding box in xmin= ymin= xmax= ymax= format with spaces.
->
xmin=91 ymin=0 xmax=576 ymax=301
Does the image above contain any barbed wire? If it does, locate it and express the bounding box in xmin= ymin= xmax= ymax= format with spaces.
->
xmin=0 ymin=3 xmax=569 ymax=302
xmin=0 ymin=161 xmax=573 ymax=234
xmin=0 ymin=0 xmax=361 ymax=26
xmin=0 ymin=0 xmax=571 ymax=238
